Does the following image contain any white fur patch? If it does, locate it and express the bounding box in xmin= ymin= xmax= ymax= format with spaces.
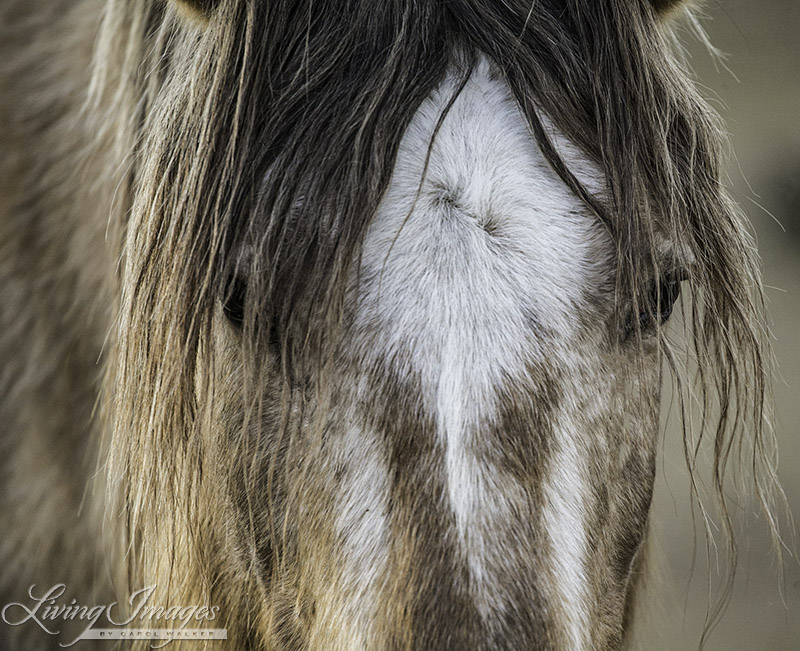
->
xmin=347 ymin=58 xmax=609 ymax=648
xmin=543 ymin=411 xmax=591 ymax=649
xmin=328 ymin=420 xmax=391 ymax=650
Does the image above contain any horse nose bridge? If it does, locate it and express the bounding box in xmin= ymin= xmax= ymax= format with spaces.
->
xmin=323 ymin=337 xmax=592 ymax=650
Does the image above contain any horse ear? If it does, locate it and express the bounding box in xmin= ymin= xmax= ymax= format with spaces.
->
xmin=649 ymin=0 xmax=688 ymax=15
xmin=172 ymin=0 xmax=219 ymax=19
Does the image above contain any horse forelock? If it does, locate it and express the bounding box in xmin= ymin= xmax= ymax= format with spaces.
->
xmin=96 ymin=0 xmax=778 ymax=647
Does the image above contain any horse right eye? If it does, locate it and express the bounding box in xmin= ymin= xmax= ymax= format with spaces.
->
xmin=222 ymin=277 xmax=247 ymax=327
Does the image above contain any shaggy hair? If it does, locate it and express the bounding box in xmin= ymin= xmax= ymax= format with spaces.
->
xmin=0 ymin=0 xmax=781 ymax=648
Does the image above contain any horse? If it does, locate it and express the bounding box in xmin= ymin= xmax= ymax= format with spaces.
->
xmin=0 ymin=0 xmax=780 ymax=649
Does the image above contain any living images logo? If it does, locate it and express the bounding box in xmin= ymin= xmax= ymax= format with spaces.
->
xmin=1 ymin=584 xmax=227 ymax=647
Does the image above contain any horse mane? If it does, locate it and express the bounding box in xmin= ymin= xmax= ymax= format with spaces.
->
xmin=91 ymin=0 xmax=780 ymax=643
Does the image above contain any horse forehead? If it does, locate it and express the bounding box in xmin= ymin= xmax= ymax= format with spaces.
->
xmin=358 ymin=60 xmax=612 ymax=343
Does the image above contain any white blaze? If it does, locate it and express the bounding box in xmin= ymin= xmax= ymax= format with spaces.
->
xmin=344 ymin=57 xmax=610 ymax=649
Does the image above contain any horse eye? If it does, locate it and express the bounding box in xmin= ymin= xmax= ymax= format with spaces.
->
xmin=222 ymin=276 xmax=247 ymax=327
xmin=640 ymin=272 xmax=683 ymax=329
xmin=624 ymin=270 xmax=685 ymax=340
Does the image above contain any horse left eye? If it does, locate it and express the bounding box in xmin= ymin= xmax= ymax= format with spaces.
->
xmin=645 ymin=273 xmax=682 ymax=326
xmin=222 ymin=276 xmax=247 ymax=327
xmin=624 ymin=270 xmax=685 ymax=340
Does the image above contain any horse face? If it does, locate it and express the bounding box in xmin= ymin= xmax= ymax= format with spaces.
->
xmin=0 ymin=0 xmax=770 ymax=649
xmin=211 ymin=60 xmax=674 ymax=650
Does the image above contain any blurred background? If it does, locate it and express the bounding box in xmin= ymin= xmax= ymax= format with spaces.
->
xmin=644 ymin=1 xmax=800 ymax=649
